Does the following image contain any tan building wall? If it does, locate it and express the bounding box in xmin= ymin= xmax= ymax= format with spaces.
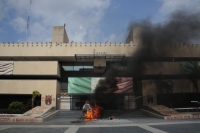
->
xmin=57 ymin=62 xmax=61 ymax=77
xmin=13 ymin=61 xmax=60 ymax=77
xmin=142 ymin=62 xmax=181 ymax=75
xmin=0 ymin=80 xmax=60 ymax=107
xmin=56 ymin=81 xmax=61 ymax=95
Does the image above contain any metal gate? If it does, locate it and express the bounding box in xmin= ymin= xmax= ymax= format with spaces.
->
xmin=56 ymin=94 xmax=71 ymax=110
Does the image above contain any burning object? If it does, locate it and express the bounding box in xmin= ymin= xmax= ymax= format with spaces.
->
xmin=108 ymin=116 xmax=115 ymax=120
xmin=84 ymin=102 xmax=103 ymax=120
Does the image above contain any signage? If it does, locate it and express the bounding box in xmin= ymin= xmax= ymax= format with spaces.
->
xmin=45 ymin=95 xmax=52 ymax=105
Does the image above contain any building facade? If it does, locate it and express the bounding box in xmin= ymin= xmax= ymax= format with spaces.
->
xmin=0 ymin=26 xmax=200 ymax=110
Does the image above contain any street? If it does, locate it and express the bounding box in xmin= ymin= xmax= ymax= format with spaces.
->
xmin=1 ymin=117 xmax=200 ymax=133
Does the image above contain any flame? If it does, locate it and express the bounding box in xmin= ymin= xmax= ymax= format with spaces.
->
xmin=84 ymin=103 xmax=103 ymax=120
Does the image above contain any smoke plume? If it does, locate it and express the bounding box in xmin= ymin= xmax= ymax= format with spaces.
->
xmin=126 ymin=10 xmax=200 ymax=75
xmin=128 ymin=10 xmax=200 ymax=45
xmin=93 ymin=10 xmax=200 ymax=109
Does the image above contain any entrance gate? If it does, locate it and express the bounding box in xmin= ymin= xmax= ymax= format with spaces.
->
xmin=56 ymin=94 xmax=136 ymax=110
xmin=56 ymin=94 xmax=71 ymax=110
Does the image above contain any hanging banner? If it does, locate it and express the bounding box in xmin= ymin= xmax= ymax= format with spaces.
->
xmin=68 ymin=77 xmax=133 ymax=94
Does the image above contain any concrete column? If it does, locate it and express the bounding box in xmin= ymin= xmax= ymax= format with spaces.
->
xmin=52 ymin=26 xmax=69 ymax=43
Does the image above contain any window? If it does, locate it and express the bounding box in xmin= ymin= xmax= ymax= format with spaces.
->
xmin=62 ymin=62 xmax=93 ymax=71
xmin=74 ymin=62 xmax=83 ymax=71
xmin=62 ymin=62 xmax=74 ymax=71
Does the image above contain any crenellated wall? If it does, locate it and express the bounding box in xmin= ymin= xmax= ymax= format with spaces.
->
xmin=0 ymin=43 xmax=200 ymax=61
xmin=1 ymin=25 xmax=199 ymax=60
xmin=0 ymin=42 xmax=133 ymax=61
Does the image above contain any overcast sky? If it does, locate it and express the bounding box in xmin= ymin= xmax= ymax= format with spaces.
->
xmin=0 ymin=0 xmax=200 ymax=43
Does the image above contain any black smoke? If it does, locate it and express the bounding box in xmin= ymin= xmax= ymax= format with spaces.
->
xmin=92 ymin=10 xmax=200 ymax=109
xmin=93 ymin=69 xmax=120 ymax=109
xmin=126 ymin=10 xmax=200 ymax=75
xmin=128 ymin=10 xmax=200 ymax=46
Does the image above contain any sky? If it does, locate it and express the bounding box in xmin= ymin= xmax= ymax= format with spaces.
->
xmin=0 ymin=0 xmax=200 ymax=43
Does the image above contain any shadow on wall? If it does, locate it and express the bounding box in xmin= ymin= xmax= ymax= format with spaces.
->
xmin=143 ymin=79 xmax=200 ymax=108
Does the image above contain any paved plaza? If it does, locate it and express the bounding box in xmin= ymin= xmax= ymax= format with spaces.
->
xmin=1 ymin=115 xmax=200 ymax=133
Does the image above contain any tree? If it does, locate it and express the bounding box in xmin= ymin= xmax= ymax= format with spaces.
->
xmin=180 ymin=61 xmax=200 ymax=104
xmin=150 ymin=79 xmax=173 ymax=94
xmin=190 ymin=62 xmax=200 ymax=93
xmin=181 ymin=61 xmax=200 ymax=93
xmin=32 ymin=90 xmax=40 ymax=108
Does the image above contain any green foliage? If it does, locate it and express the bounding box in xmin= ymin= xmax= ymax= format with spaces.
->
xmin=0 ymin=108 xmax=9 ymax=113
xmin=8 ymin=101 xmax=25 ymax=114
xmin=24 ymin=99 xmax=32 ymax=111
xmin=180 ymin=61 xmax=200 ymax=92
xmin=32 ymin=90 xmax=40 ymax=108
xmin=32 ymin=90 xmax=40 ymax=99
xmin=190 ymin=62 xmax=200 ymax=92
xmin=0 ymin=99 xmax=32 ymax=114
xmin=150 ymin=79 xmax=173 ymax=94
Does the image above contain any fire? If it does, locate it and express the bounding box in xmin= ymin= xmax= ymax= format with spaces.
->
xmin=84 ymin=103 xmax=103 ymax=120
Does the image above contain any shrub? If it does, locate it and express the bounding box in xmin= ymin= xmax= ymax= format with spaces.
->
xmin=0 ymin=108 xmax=9 ymax=113
xmin=8 ymin=101 xmax=25 ymax=114
xmin=24 ymin=99 xmax=32 ymax=111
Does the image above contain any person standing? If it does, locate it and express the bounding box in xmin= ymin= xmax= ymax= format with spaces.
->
xmin=82 ymin=100 xmax=91 ymax=115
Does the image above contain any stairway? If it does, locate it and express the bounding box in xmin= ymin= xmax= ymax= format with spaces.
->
xmin=144 ymin=105 xmax=180 ymax=116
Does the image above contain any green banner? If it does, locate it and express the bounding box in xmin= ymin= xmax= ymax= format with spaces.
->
xmin=68 ymin=77 xmax=133 ymax=94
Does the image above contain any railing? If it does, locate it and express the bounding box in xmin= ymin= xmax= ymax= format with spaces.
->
xmin=174 ymin=107 xmax=200 ymax=112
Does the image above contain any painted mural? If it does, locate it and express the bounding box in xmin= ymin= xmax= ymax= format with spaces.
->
xmin=0 ymin=61 xmax=14 ymax=75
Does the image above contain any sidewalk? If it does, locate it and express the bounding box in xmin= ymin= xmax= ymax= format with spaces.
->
xmin=1 ymin=110 xmax=200 ymax=125
xmin=1 ymin=111 xmax=200 ymax=133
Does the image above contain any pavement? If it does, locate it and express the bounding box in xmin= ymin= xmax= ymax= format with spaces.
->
xmin=1 ymin=110 xmax=200 ymax=133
